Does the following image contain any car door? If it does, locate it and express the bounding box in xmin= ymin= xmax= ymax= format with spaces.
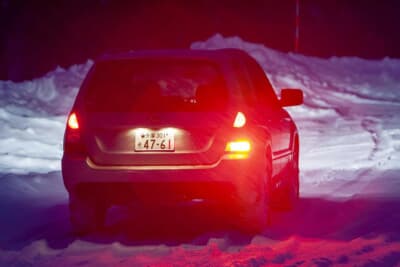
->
xmin=242 ymin=57 xmax=292 ymax=173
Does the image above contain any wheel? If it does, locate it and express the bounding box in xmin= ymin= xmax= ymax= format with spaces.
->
xmin=272 ymin=140 xmax=299 ymax=211
xmin=236 ymin=152 xmax=272 ymax=234
xmin=69 ymin=193 xmax=107 ymax=235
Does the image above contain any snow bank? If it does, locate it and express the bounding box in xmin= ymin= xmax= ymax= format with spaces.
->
xmin=0 ymin=61 xmax=92 ymax=173
xmin=0 ymin=61 xmax=92 ymax=116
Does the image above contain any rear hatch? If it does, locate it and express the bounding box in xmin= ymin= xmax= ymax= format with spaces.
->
xmin=82 ymin=58 xmax=232 ymax=166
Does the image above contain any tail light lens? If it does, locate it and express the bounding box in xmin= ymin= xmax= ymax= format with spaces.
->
xmin=68 ymin=112 xmax=79 ymax=129
xmin=64 ymin=112 xmax=86 ymax=155
xmin=225 ymin=112 xmax=250 ymax=159
xmin=233 ymin=112 xmax=246 ymax=128
xmin=225 ymin=140 xmax=251 ymax=153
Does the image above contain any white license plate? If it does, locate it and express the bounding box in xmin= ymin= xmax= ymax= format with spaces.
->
xmin=135 ymin=130 xmax=175 ymax=151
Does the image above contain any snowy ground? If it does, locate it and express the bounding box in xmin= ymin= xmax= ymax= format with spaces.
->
xmin=0 ymin=34 xmax=400 ymax=266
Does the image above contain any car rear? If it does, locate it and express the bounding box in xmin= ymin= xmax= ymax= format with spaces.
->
xmin=62 ymin=51 xmax=270 ymax=233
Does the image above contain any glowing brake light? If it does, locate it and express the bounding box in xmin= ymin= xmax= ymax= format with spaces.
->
xmin=68 ymin=113 xmax=79 ymax=129
xmin=233 ymin=112 xmax=246 ymax=128
xmin=225 ymin=140 xmax=251 ymax=152
xmin=65 ymin=112 xmax=85 ymax=154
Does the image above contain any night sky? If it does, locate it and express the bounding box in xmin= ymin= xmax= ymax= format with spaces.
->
xmin=1 ymin=0 xmax=400 ymax=81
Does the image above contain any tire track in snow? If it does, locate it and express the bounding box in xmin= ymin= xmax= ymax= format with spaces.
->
xmin=327 ymin=117 xmax=380 ymax=195
xmin=361 ymin=117 xmax=381 ymax=160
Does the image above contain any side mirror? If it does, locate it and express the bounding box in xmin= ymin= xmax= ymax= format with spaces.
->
xmin=280 ymin=88 xmax=303 ymax=107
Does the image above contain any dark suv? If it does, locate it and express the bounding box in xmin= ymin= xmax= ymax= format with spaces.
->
xmin=62 ymin=49 xmax=303 ymax=234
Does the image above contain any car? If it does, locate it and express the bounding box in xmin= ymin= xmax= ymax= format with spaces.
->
xmin=62 ymin=48 xmax=303 ymax=234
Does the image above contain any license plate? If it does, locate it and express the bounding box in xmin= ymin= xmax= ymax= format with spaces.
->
xmin=135 ymin=130 xmax=175 ymax=151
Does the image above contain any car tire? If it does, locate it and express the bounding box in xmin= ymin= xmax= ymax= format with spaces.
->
xmin=272 ymin=142 xmax=299 ymax=211
xmin=237 ymin=152 xmax=272 ymax=234
xmin=69 ymin=194 xmax=107 ymax=235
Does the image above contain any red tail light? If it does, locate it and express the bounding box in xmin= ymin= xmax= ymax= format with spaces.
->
xmin=64 ymin=112 xmax=85 ymax=155
xmin=233 ymin=112 xmax=246 ymax=128
xmin=225 ymin=112 xmax=250 ymax=159
xmin=68 ymin=112 xmax=79 ymax=129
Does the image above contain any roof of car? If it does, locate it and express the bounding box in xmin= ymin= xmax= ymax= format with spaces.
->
xmin=97 ymin=48 xmax=251 ymax=63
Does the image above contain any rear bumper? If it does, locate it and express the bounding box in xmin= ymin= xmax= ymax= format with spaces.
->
xmin=62 ymin=153 xmax=265 ymax=206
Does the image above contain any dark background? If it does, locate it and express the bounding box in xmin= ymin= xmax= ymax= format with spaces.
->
xmin=1 ymin=0 xmax=399 ymax=81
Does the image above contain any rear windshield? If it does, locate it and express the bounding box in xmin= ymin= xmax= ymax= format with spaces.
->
xmin=84 ymin=59 xmax=229 ymax=112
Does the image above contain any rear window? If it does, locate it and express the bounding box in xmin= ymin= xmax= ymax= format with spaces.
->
xmin=84 ymin=59 xmax=229 ymax=112
xmin=241 ymin=57 xmax=280 ymax=109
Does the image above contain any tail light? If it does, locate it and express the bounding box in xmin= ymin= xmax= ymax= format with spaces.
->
xmin=225 ymin=112 xmax=251 ymax=159
xmin=68 ymin=112 xmax=79 ymax=129
xmin=225 ymin=140 xmax=251 ymax=152
xmin=233 ymin=112 xmax=246 ymax=128
xmin=64 ymin=112 xmax=86 ymax=155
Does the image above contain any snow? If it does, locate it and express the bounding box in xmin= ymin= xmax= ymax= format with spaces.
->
xmin=1 ymin=34 xmax=400 ymax=266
